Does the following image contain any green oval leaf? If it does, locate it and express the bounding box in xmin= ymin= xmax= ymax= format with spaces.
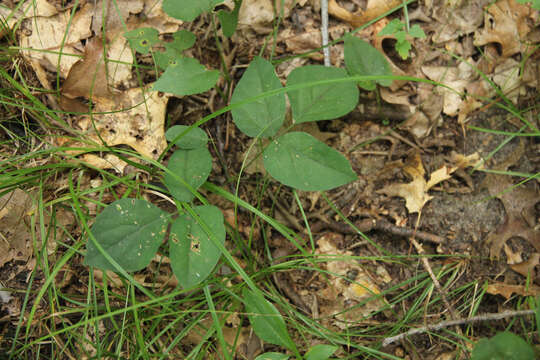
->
xmin=286 ymin=65 xmax=358 ymax=124
xmin=263 ymin=132 xmax=356 ymax=191
xmin=344 ymin=34 xmax=393 ymax=90
xmin=471 ymin=332 xmax=535 ymax=360
xmin=169 ymin=205 xmax=225 ymax=288
xmin=231 ymin=57 xmax=286 ymax=137
xmin=255 ymin=353 xmax=289 ymax=360
xmin=153 ymin=57 xmax=219 ymax=96
xmin=164 ymin=148 xmax=212 ymax=202
xmin=85 ymin=199 xmax=168 ymax=272
xmin=124 ymin=27 xmax=159 ymax=54
xmin=165 ymin=125 xmax=208 ymax=149
xmin=305 ymin=344 xmax=338 ymax=360
xmin=242 ymin=289 xmax=295 ymax=351
xmin=162 ymin=0 xmax=224 ymax=22
xmin=155 ymin=30 xmax=197 ymax=70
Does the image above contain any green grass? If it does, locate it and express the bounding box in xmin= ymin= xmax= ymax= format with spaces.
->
xmin=1 ymin=1 xmax=539 ymax=359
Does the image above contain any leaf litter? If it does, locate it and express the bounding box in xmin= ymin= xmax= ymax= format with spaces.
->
xmin=1 ymin=0 xmax=539 ymax=357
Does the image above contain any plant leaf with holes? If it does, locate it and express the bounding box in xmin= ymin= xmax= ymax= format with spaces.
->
xmin=85 ymin=199 xmax=168 ymax=272
xmin=344 ymin=34 xmax=392 ymax=90
xmin=305 ymin=344 xmax=338 ymax=360
xmin=242 ymin=288 xmax=295 ymax=351
xmin=162 ymin=0 xmax=224 ymax=21
xmin=286 ymin=65 xmax=358 ymax=124
xmin=166 ymin=125 xmax=208 ymax=149
xmin=154 ymin=30 xmax=196 ymax=70
xmin=231 ymin=56 xmax=285 ymax=137
xmin=164 ymin=148 xmax=212 ymax=202
xmin=169 ymin=205 xmax=225 ymax=288
xmin=153 ymin=57 xmax=219 ymax=96
xmin=263 ymin=132 xmax=356 ymax=191
xmin=124 ymin=27 xmax=159 ymax=54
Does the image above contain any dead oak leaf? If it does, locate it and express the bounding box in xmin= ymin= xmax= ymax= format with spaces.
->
xmin=378 ymin=152 xmax=458 ymax=214
xmin=486 ymin=282 xmax=540 ymax=299
xmin=473 ymin=0 xmax=534 ymax=58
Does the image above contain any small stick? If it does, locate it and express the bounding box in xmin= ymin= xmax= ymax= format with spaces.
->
xmin=321 ymin=0 xmax=330 ymax=66
xmin=310 ymin=218 xmax=445 ymax=244
xmin=382 ymin=309 xmax=535 ymax=346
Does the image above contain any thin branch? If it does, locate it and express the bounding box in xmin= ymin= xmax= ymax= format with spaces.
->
xmin=382 ymin=309 xmax=535 ymax=346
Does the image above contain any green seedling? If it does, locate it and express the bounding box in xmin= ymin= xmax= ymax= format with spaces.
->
xmin=378 ymin=18 xmax=426 ymax=60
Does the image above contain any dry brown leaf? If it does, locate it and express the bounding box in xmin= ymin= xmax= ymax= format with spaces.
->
xmin=83 ymin=86 xmax=170 ymax=159
xmin=431 ymin=0 xmax=490 ymax=43
xmin=328 ymin=0 xmax=402 ymax=28
xmin=0 ymin=189 xmax=35 ymax=268
xmin=486 ymin=282 xmax=540 ymax=299
xmin=483 ymin=141 xmax=540 ymax=258
xmin=377 ymin=151 xmax=481 ymax=213
xmin=316 ymin=233 xmax=389 ymax=328
xmin=237 ymin=0 xmax=295 ymax=32
xmin=62 ymin=36 xmax=112 ymax=100
xmin=474 ymin=0 xmax=534 ymax=58
xmin=20 ymin=2 xmax=93 ymax=78
xmin=510 ymin=253 xmax=540 ymax=281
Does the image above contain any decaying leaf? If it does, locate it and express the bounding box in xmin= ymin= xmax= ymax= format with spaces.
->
xmin=510 ymin=253 xmax=540 ymax=283
xmin=483 ymin=141 xmax=540 ymax=259
xmin=316 ymin=233 xmax=389 ymax=328
xmin=79 ymin=86 xmax=170 ymax=160
xmin=486 ymin=282 xmax=540 ymax=299
xmin=473 ymin=0 xmax=535 ymax=58
xmin=378 ymin=151 xmax=484 ymax=213
xmin=20 ymin=2 xmax=93 ymax=78
xmin=0 ymin=189 xmax=35 ymax=268
xmin=328 ymin=0 xmax=402 ymax=28
xmin=62 ymin=36 xmax=112 ymax=100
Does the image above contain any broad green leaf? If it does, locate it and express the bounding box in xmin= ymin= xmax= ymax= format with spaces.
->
xmin=255 ymin=353 xmax=289 ymax=360
xmin=378 ymin=19 xmax=403 ymax=36
xmin=263 ymin=132 xmax=356 ymax=191
xmin=231 ymin=57 xmax=285 ymax=137
xmin=242 ymin=288 xmax=295 ymax=351
xmin=154 ymin=30 xmax=197 ymax=70
xmin=124 ymin=27 xmax=159 ymax=54
xmin=164 ymin=148 xmax=212 ymax=202
xmin=409 ymin=24 xmax=426 ymax=38
xmin=153 ymin=57 xmax=219 ymax=96
xmin=85 ymin=199 xmax=168 ymax=272
xmin=305 ymin=344 xmax=338 ymax=360
xmin=166 ymin=125 xmax=208 ymax=149
xmin=162 ymin=0 xmax=224 ymax=22
xmin=344 ymin=34 xmax=393 ymax=90
xmin=471 ymin=332 xmax=535 ymax=360
xmin=169 ymin=205 xmax=225 ymax=288
xmin=286 ymin=65 xmax=358 ymax=124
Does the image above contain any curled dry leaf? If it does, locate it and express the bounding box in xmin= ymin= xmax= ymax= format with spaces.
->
xmin=510 ymin=253 xmax=540 ymax=284
xmin=328 ymin=0 xmax=402 ymax=28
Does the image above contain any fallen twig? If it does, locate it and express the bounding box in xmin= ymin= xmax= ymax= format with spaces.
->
xmin=382 ymin=309 xmax=535 ymax=346
xmin=310 ymin=218 xmax=445 ymax=244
